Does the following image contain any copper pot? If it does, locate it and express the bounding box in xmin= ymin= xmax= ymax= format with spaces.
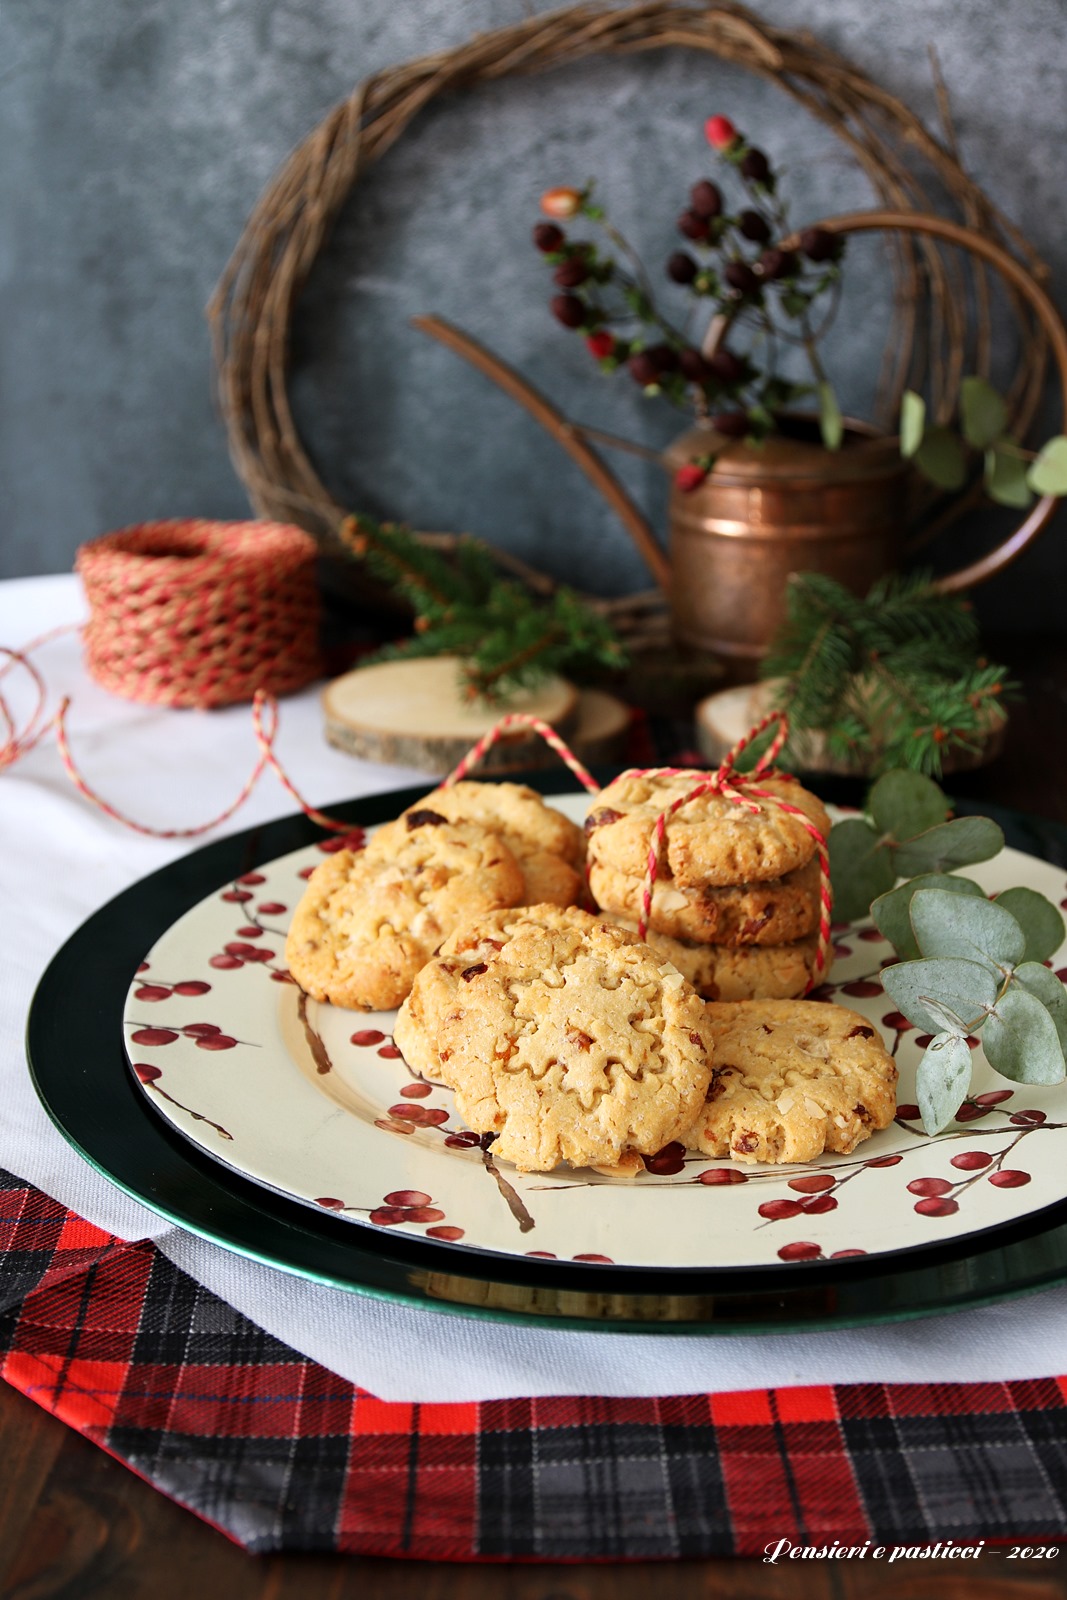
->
xmin=665 ymin=415 xmax=910 ymax=673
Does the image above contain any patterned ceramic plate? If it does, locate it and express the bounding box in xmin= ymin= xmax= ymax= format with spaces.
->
xmin=120 ymin=796 xmax=1067 ymax=1272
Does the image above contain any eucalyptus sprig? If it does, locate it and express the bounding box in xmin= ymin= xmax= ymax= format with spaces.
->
xmin=829 ymin=769 xmax=1067 ymax=1135
xmin=901 ymin=377 xmax=1067 ymax=504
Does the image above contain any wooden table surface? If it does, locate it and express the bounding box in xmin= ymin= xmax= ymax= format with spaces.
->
xmin=4 ymin=636 xmax=1066 ymax=1599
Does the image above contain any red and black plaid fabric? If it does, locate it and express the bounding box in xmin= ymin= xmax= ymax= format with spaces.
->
xmin=2 ymin=1166 xmax=1065 ymax=1558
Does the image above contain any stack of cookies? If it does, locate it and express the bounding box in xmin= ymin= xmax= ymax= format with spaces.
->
xmin=584 ymin=769 xmax=831 ymax=1002
xmin=284 ymin=780 xmax=583 ymax=1012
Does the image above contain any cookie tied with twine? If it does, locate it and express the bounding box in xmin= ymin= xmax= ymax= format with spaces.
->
xmin=76 ymin=519 xmax=322 ymax=709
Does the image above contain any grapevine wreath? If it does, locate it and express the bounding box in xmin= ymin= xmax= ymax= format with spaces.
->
xmin=209 ymin=0 xmax=1054 ymax=598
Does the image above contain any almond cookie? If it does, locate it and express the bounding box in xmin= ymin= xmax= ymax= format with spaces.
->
xmin=284 ymin=820 xmax=524 ymax=1012
xmin=401 ymin=781 xmax=584 ymax=907
xmin=589 ymin=856 xmax=820 ymax=945
xmin=394 ymin=904 xmax=606 ymax=1082
xmin=406 ymin=915 xmax=714 ymax=1171
xmin=585 ymin=770 xmax=830 ymax=889
xmin=598 ymin=917 xmax=820 ymax=1001
xmin=686 ymin=1000 xmax=897 ymax=1164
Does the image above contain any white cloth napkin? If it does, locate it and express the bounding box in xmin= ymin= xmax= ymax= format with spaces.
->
xmin=5 ymin=572 xmax=1067 ymax=1403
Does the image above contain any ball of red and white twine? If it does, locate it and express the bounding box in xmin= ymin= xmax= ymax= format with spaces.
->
xmin=75 ymin=519 xmax=322 ymax=710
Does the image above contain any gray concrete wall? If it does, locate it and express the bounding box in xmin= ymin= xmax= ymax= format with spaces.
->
xmin=2 ymin=0 xmax=1065 ymax=630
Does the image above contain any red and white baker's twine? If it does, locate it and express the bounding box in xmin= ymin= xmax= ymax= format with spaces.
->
xmin=4 ymin=643 xmax=831 ymax=985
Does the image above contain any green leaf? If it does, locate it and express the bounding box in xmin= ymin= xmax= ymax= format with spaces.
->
xmin=916 ymin=1032 xmax=975 ymax=1134
xmin=960 ymin=376 xmax=1008 ymax=450
xmin=871 ymin=873 xmax=985 ymax=960
xmin=781 ymin=288 xmax=810 ymax=318
xmin=983 ymin=986 xmax=1066 ymax=1085
xmin=828 ymin=817 xmax=895 ymax=923
xmin=1013 ymin=962 xmax=1067 ymax=1056
xmin=1027 ymin=436 xmax=1067 ymax=496
xmin=880 ymin=956 xmax=998 ymax=1034
xmin=900 ymin=390 xmax=926 ymax=458
xmin=909 ymin=888 xmax=1026 ymax=971
xmin=993 ymin=888 xmax=1065 ymax=965
xmin=869 ymin=769 xmax=948 ymax=842
xmin=984 ymin=445 xmax=1033 ymax=508
xmin=892 ymin=815 xmax=1004 ymax=876
xmin=915 ymin=427 xmax=968 ymax=491
xmin=818 ymin=382 xmax=843 ymax=451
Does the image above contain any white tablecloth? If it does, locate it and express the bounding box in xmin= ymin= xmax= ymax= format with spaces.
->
xmin=5 ymin=572 xmax=1067 ymax=1402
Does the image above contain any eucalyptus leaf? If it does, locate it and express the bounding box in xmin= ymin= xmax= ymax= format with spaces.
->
xmin=985 ymin=445 xmax=1033 ymax=508
xmin=910 ymin=888 xmax=1026 ymax=972
xmin=828 ymin=817 xmax=895 ymax=923
xmin=915 ymin=426 xmax=968 ymax=491
xmin=916 ymin=1031 xmax=975 ymax=1135
xmin=881 ymin=956 xmax=997 ymax=1034
xmin=893 ymin=815 xmax=1004 ymax=876
xmin=900 ymin=390 xmax=926 ymax=458
xmin=960 ymin=376 xmax=1008 ymax=449
xmin=1027 ymin=436 xmax=1067 ymax=496
xmin=871 ymin=873 xmax=985 ymax=960
xmin=818 ymin=381 xmax=843 ymax=451
xmin=1013 ymin=962 xmax=1067 ymax=1056
xmin=869 ymin=769 xmax=948 ymax=843
xmin=993 ymin=888 xmax=1066 ymax=964
xmin=983 ymin=986 xmax=1067 ymax=1085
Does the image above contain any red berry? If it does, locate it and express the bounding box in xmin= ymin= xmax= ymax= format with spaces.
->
xmin=675 ymin=463 xmax=709 ymax=494
xmin=540 ymin=186 xmax=582 ymax=219
xmin=975 ymin=1090 xmax=1013 ymax=1105
xmin=351 ymin=1029 xmax=385 ymax=1047
xmin=678 ymin=347 xmax=710 ymax=383
xmin=1010 ymin=1109 xmax=1047 ymax=1125
xmin=865 ymin=1154 xmax=903 ymax=1168
xmin=377 ymin=1044 xmax=402 ymax=1059
xmin=426 ymin=1225 xmax=464 ymax=1241
xmin=130 ymin=1027 xmax=178 ymax=1046
xmin=724 ymin=260 xmax=758 ymax=295
xmin=627 ymin=351 xmax=661 ymax=386
xmin=951 ymin=1150 xmax=992 ymax=1171
xmin=236 ymin=926 xmax=263 ymax=939
xmin=740 ymin=147 xmax=770 ymax=183
xmin=830 ymin=1248 xmax=868 ymax=1259
xmin=183 ymin=1022 xmax=221 ymax=1037
xmin=221 ymin=889 xmax=253 ymax=903
xmin=989 ymin=1169 xmax=1031 ymax=1188
xmin=758 ymin=247 xmax=796 ymax=280
xmin=256 ymin=903 xmax=287 ymax=917
xmin=698 ymin=1167 xmax=748 ymax=1185
xmin=133 ymin=1063 xmax=162 ymax=1083
xmin=800 ymin=226 xmax=838 ymax=262
xmin=689 ymin=179 xmax=723 ymax=218
xmin=667 ymin=250 xmax=698 ymax=285
xmin=554 ymin=257 xmax=589 ymax=288
xmin=195 ymin=1034 xmax=238 ymax=1051
xmin=706 ymin=348 xmax=745 ymax=383
xmin=955 ymin=1103 xmax=989 ymax=1122
xmin=644 ymin=1142 xmax=686 ymax=1175
xmin=585 ymin=330 xmax=615 ymax=360
xmin=800 ymin=1194 xmax=838 ymax=1214
xmin=895 ymin=1104 xmax=921 ymax=1121
xmin=369 ymin=1207 xmax=409 ymax=1226
xmin=173 ymin=981 xmax=211 ymax=996
xmin=739 ymin=209 xmax=770 ymax=243
xmin=843 ymin=980 xmax=882 ymax=998
xmin=135 ymin=985 xmax=171 ymax=1002
xmin=914 ymin=1197 xmax=959 ymax=1217
xmin=788 ymin=1174 xmax=835 ymax=1194
xmin=758 ymin=1198 xmax=802 ymax=1220
xmin=572 ymin=1253 xmax=613 ymax=1264
xmin=677 ymin=209 xmax=711 ymax=243
xmin=533 ymin=221 xmax=564 ymax=252
xmin=209 ymin=954 xmax=243 ymax=970
xmin=384 ymin=1190 xmax=432 ymax=1207
xmin=704 ymin=115 xmax=737 ymax=151
xmin=907 ymin=1177 xmax=953 ymax=1197
xmin=237 ymin=873 xmax=266 ymax=885
xmin=315 ymin=1197 xmax=345 ymax=1209
xmin=550 ymin=294 xmax=585 ymax=329
xmin=777 ymin=1241 xmax=822 ymax=1262
xmin=399 ymin=1082 xmax=432 ymax=1099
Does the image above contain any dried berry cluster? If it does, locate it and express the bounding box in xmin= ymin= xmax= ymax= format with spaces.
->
xmin=532 ymin=114 xmax=846 ymax=485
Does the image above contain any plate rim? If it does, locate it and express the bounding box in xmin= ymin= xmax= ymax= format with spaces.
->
xmin=26 ymin=772 xmax=1067 ymax=1334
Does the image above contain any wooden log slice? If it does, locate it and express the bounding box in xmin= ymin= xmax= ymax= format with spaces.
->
xmin=322 ymin=656 xmax=580 ymax=774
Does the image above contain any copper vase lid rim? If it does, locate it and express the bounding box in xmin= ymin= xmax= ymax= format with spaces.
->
xmin=665 ymin=414 xmax=907 ymax=485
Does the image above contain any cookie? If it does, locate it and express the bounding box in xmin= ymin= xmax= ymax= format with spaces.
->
xmin=284 ymin=820 xmax=524 ymax=1012
xmin=401 ymin=781 xmax=583 ymax=908
xmin=402 ymin=914 xmax=713 ymax=1171
xmin=598 ymin=917 xmax=820 ymax=1001
xmin=403 ymin=780 xmax=584 ymax=866
xmin=585 ymin=770 xmax=830 ymax=889
xmin=394 ymin=904 xmax=606 ymax=1082
xmin=686 ymin=1000 xmax=897 ymax=1164
xmin=589 ymin=856 xmax=821 ymax=945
